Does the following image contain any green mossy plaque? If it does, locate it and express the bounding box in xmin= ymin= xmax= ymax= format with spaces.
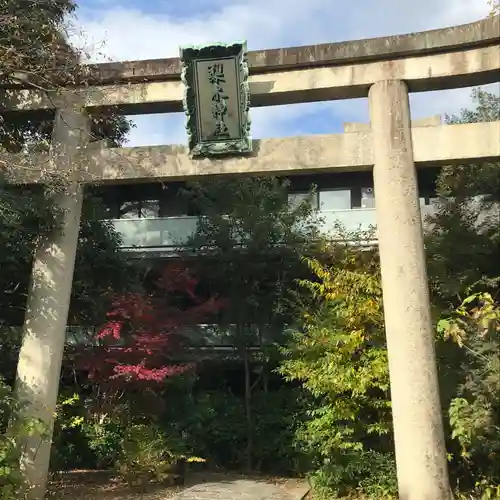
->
xmin=179 ymin=41 xmax=252 ymax=157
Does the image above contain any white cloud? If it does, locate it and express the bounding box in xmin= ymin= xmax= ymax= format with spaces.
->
xmin=125 ymin=114 xmax=186 ymax=147
xmin=70 ymin=0 xmax=496 ymax=146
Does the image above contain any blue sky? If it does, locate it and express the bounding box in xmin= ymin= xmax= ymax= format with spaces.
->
xmin=69 ymin=0 xmax=497 ymax=147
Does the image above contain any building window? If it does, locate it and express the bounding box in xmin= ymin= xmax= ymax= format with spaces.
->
xmin=319 ymin=189 xmax=351 ymax=211
xmin=360 ymin=187 xmax=375 ymax=208
xmin=288 ymin=192 xmax=319 ymax=210
xmin=119 ymin=200 xmax=160 ymax=219
xmin=119 ymin=201 xmax=140 ymax=219
xmin=359 ymin=188 xmax=428 ymax=209
xmin=140 ymin=200 xmax=160 ymax=218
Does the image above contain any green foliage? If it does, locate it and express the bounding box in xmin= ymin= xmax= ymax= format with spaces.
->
xmin=0 ymin=376 xmax=47 ymax=499
xmin=488 ymin=0 xmax=500 ymax=16
xmin=180 ymin=389 xmax=247 ymax=468
xmin=176 ymin=387 xmax=306 ymax=473
xmin=252 ymin=389 xmax=308 ymax=473
xmin=0 ymin=186 xmax=60 ymax=327
xmin=183 ymin=177 xmax=319 ymax=469
xmin=83 ymin=420 xmax=124 ymax=468
xmin=0 ymin=193 xmax=141 ymax=386
xmin=426 ymin=195 xmax=500 ymax=304
xmin=51 ymin=391 xmax=127 ymax=470
xmin=438 ymin=289 xmax=500 ymax=497
xmin=0 ymin=6 xmax=138 ymax=499
xmin=0 ymin=0 xmax=138 ymax=335
xmin=311 ymin=450 xmax=397 ymax=500
xmin=279 ymin=241 xmax=395 ymax=497
xmin=71 ymin=194 xmax=143 ymax=324
xmin=184 ymin=176 xmax=318 ymax=330
xmin=117 ymin=424 xmax=180 ymax=489
xmin=0 ymin=0 xmax=77 ymax=88
xmin=116 ymin=423 xmax=203 ymax=490
xmin=426 ymin=89 xmax=500 ymax=304
xmin=0 ymin=190 xmax=139 ymax=328
xmin=425 ymin=88 xmax=500 ymax=495
xmin=0 ymin=0 xmax=133 ymax=153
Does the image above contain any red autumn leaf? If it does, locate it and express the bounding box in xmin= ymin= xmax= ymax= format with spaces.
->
xmin=75 ymin=262 xmax=224 ymax=387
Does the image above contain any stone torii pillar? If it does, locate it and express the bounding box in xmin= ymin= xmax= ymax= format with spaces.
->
xmin=369 ymin=79 xmax=452 ymax=500
xmin=14 ymin=102 xmax=91 ymax=500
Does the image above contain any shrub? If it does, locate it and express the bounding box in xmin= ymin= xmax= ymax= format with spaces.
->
xmin=178 ymin=389 xmax=247 ymax=469
xmin=0 ymin=377 xmax=46 ymax=500
xmin=116 ymin=423 xmax=203 ymax=490
xmin=279 ymin=244 xmax=396 ymax=497
xmin=311 ymin=450 xmax=397 ymax=500
xmin=438 ymin=288 xmax=500 ymax=498
xmin=51 ymin=392 xmax=125 ymax=470
xmin=161 ymin=384 xmax=307 ymax=474
xmin=252 ymin=388 xmax=308 ymax=474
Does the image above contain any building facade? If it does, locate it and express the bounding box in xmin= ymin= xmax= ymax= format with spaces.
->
xmin=95 ymin=167 xmax=442 ymax=254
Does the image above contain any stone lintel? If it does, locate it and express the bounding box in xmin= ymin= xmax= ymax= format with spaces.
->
xmin=81 ymin=16 xmax=500 ymax=84
xmin=344 ymin=115 xmax=442 ymax=132
xmin=4 ymin=122 xmax=499 ymax=185
xmin=1 ymin=45 xmax=498 ymax=114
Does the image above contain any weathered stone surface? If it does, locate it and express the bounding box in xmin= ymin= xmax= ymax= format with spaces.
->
xmin=2 ymin=43 xmax=498 ymax=114
xmin=369 ymin=80 xmax=451 ymax=499
xmin=343 ymin=115 xmax=442 ymax=132
xmin=85 ymin=16 xmax=499 ymax=84
xmin=5 ymin=121 xmax=499 ymax=186
xmin=171 ymin=478 xmax=308 ymax=500
xmin=15 ymin=105 xmax=92 ymax=500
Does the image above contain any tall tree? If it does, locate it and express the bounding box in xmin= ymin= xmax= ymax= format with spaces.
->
xmin=79 ymin=262 xmax=223 ymax=390
xmin=0 ymin=0 xmax=138 ymax=356
xmin=279 ymin=240 xmax=394 ymax=498
xmin=487 ymin=0 xmax=499 ymax=16
xmin=425 ymin=88 xmax=500 ymax=307
xmin=425 ymin=88 xmax=500 ymax=495
xmin=182 ymin=176 xmax=319 ymax=470
xmin=0 ymin=2 xmax=138 ymax=497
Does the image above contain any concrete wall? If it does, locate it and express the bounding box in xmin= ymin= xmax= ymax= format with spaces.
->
xmin=343 ymin=115 xmax=442 ymax=132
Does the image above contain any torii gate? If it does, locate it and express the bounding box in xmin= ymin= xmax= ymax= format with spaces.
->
xmin=1 ymin=15 xmax=499 ymax=500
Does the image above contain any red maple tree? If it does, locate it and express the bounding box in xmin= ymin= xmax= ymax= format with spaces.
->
xmin=76 ymin=262 xmax=224 ymax=388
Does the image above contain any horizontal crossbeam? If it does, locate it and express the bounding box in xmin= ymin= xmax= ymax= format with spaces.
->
xmin=86 ymin=16 xmax=498 ymax=84
xmin=1 ymin=46 xmax=499 ymax=114
xmin=4 ymin=122 xmax=499 ymax=185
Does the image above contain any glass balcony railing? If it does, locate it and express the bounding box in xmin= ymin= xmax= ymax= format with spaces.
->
xmin=0 ymin=325 xmax=260 ymax=348
xmin=110 ymin=216 xmax=199 ymax=248
xmin=0 ymin=326 xmax=101 ymax=348
xmin=108 ymin=206 xmax=440 ymax=250
xmin=318 ymin=208 xmax=377 ymax=234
